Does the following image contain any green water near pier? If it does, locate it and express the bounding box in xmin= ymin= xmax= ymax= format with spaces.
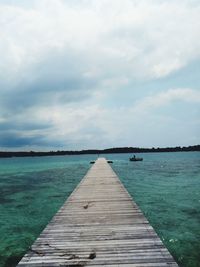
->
xmin=0 ymin=152 xmax=199 ymax=267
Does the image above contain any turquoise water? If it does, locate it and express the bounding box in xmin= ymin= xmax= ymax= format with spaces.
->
xmin=0 ymin=152 xmax=200 ymax=267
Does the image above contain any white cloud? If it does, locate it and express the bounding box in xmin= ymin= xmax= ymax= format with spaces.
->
xmin=1 ymin=0 xmax=200 ymax=84
xmin=133 ymin=88 xmax=200 ymax=113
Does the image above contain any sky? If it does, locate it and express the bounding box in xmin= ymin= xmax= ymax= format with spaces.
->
xmin=0 ymin=0 xmax=200 ymax=151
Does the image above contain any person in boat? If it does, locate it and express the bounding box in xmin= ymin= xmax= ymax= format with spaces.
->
xmin=133 ymin=155 xmax=136 ymax=159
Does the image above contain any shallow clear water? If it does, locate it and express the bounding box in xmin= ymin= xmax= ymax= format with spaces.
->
xmin=0 ymin=152 xmax=199 ymax=267
xmin=110 ymin=152 xmax=200 ymax=267
xmin=0 ymin=155 xmax=96 ymax=267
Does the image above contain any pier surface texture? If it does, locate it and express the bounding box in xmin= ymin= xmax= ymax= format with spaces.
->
xmin=18 ymin=158 xmax=179 ymax=267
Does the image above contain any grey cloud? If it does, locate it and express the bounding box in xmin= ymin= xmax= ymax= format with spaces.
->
xmin=0 ymin=120 xmax=52 ymax=132
xmin=0 ymin=120 xmax=56 ymax=148
xmin=0 ymin=132 xmax=44 ymax=148
xmin=0 ymin=132 xmax=64 ymax=148
xmin=0 ymin=48 xmax=97 ymax=113
xmin=0 ymin=47 xmax=99 ymax=149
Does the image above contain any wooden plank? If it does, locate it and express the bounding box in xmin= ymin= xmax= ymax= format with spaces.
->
xmin=17 ymin=158 xmax=179 ymax=266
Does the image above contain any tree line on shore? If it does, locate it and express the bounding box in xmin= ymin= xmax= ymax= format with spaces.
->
xmin=0 ymin=145 xmax=199 ymax=158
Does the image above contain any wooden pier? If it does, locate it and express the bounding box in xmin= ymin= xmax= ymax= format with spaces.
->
xmin=17 ymin=158 xmax=178 ymax=267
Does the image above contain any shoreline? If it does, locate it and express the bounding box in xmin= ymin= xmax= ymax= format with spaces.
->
xmin=0 ymin=145 xmax=199 ymax=158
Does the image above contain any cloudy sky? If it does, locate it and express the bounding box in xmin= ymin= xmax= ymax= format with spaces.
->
xmin=0 ymin=0 xmax=200 ymax=150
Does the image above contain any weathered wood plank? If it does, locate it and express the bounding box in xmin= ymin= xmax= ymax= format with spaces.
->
xmin=17 ymin=158 xmax=179 ymax=266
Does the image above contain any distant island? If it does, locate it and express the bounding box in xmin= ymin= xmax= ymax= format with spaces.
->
xmin=0 ymin=145 xmax=199 ymax=158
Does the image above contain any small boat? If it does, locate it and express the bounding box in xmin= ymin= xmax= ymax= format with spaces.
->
xmin=107 ymin=160 xmax=113 ymax=163
xmin=129 ymin=156 xmax=143 ymax=161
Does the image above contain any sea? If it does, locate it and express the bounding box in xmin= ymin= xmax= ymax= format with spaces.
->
xmin=0 ymin=152 xmax=199 ymax=267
